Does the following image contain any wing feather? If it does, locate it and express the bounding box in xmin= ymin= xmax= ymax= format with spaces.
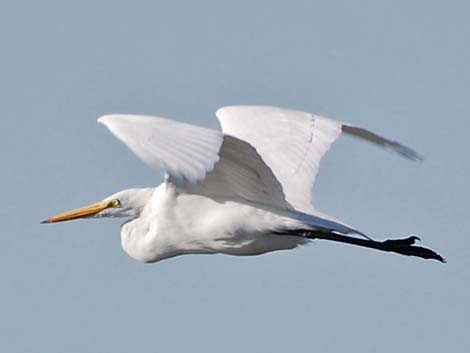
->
xmin=98 ymin=108 xmax=421 ymax=218
xmin=185 ymin=135 xmax=288 ymax=209
xmin=98 ymin=114 xmax=288 ymax=209
xmin=216 ymin=105 xmax=421 ymax=213
xmin=98 ymin=114 xmax=223 ymax=184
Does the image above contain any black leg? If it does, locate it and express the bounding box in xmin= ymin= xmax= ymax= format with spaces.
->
xmin=278 ymin=230 xmax=445 ymax=262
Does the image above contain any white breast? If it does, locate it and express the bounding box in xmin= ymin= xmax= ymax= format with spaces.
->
xmin=120 ymin=183 xmax=306 ymax=263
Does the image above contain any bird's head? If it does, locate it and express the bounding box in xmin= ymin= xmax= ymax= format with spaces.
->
xmin=41 ymin=188 xmax=153 ymax=224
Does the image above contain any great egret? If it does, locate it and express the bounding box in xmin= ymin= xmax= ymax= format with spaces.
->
xmin=42 ymin=106 xmax=444 ymax=263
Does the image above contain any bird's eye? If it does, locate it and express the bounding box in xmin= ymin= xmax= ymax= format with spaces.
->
xmin=110 ymin=199 xmax=121 ymax=208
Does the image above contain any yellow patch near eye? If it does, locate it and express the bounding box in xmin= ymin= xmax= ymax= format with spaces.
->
xmin=110 ymin=199 xmax=121 ymax=208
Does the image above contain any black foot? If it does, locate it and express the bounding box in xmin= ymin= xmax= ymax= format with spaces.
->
xmin=381 ymin=235 xmax=445 ymax=263
xmin=383 ymin=235 xmax=420 ymax=247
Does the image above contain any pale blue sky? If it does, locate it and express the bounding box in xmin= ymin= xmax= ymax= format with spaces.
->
xmin=1 ymin=1 xmax=469 ymax=352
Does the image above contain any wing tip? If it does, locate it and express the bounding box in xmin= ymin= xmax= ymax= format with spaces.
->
xmin=97 ymin=114 xmax=141 ymax=131
xmin=342 ymin=124 xmax=424 ymax=163
xmin=97 ymin=114 xmax=114 ymax=126
xmin=98 ymin=114 xmax=129 ymax=125
xmin=393 ymin=144 xmax=424 ymax=162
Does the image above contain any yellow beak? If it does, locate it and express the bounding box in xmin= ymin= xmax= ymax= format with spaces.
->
xmin=41 ymin=201 xmax=110 ymax=224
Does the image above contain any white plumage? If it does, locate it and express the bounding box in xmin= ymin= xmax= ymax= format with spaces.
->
xmin=43 ymin=106 xmax=443 ymax=263
xmin=98 ymin=114 xmax=224 ymax=184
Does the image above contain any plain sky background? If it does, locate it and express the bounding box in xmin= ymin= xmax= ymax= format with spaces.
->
xmin=1 ymin=1 xmax=469 ymax=352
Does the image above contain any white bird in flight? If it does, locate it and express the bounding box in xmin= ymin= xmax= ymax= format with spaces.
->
xmin=42 ymin=106 xmax=443 ymax=263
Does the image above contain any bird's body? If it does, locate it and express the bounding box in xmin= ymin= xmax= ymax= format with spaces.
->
xmin=118 ymin=183 xmax=306 ymax=262
xmin=43 ymin=106 xmax=444 ymax=263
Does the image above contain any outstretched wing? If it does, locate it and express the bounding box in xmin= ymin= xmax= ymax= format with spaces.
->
xmin=185 ymin=135 xmax=287 ymax=209
xmin=98 ymin=114 xmax=288 ymax=209
xmin=216 ymin=106 xmax=421 ymax=213
xmin=98 ymin=114 xmax=223 ymax=184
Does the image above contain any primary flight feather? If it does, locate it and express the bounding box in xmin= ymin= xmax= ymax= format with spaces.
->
xmin=43 ymin=106 xmax=443 ymax=263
